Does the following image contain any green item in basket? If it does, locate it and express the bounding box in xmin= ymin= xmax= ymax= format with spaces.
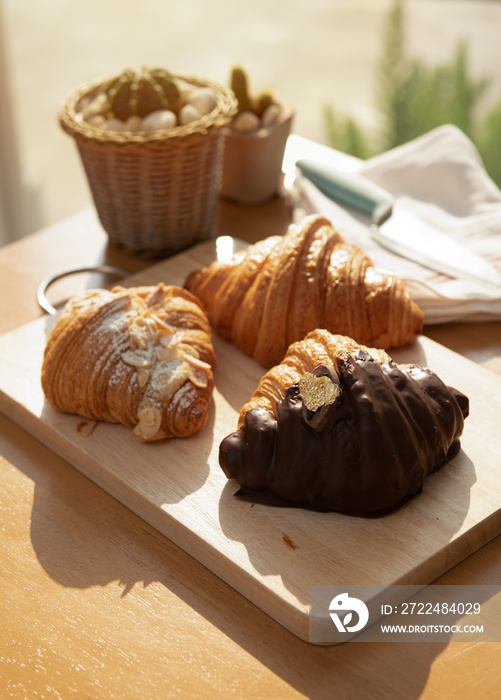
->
xmin=103 ymin=66 xmax=182 ymax=120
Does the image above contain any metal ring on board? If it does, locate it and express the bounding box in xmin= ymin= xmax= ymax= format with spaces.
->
xmin=37 ymin=265 xmax=131 ymax=315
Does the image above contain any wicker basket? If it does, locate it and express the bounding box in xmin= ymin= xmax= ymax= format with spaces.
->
xmin=59 ymin=72 xmax=237 ymax=254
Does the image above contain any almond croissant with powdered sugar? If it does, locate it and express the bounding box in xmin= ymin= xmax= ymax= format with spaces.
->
xmin=41 ymin=283 xmax=216 ymax=441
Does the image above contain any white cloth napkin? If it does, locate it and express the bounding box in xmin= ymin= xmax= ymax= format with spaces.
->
xmin=287 ymin=125 xmax=501 ymax=324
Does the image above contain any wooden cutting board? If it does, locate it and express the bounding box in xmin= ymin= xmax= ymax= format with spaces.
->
xmin=1 ymin=238 xmax=501 ymax=643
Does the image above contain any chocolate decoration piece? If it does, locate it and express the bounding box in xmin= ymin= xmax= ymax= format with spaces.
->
xmin=219 ymin=352 xmax=469 ymax=516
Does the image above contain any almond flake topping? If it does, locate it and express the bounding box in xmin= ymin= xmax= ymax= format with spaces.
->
xmin=123 ymin=295 xmax=211 ymax=440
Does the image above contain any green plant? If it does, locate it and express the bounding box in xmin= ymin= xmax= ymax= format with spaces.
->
xmin=477 ymin=96 xmax=501 ymax=187
xmin=376 ymin=0 xmax=489 ymax=149
xmin=324 ymin=0 xmax=501 ymax=187
xmin=324 ymin=106 xmax=374 ymax=160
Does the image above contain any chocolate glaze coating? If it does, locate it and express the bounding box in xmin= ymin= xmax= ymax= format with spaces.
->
xmin=219 ymin=351 xmax=469 ymax=516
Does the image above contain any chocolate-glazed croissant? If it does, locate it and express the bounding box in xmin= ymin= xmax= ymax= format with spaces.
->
xmin=219 ymin=330 xmax=469 ymax=515
xmin=41 ymin=283 xmax=216 ymax=441
xmin=185 ymin=214 xmax=423 ymax=367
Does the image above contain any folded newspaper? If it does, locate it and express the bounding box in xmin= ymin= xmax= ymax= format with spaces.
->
xmin=285 ymin=124 xmax=501 ymax=324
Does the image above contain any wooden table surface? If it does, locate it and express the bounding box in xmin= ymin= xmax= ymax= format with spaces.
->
xmin=1 ymin=200 xmax=500 ymax=700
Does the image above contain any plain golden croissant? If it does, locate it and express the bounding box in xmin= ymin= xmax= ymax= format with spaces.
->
xmin=219 ymin=330 xmax=469 ymax=515
xmin=185 ymin=214 xmax=424 ymax=367
xmin=41 ymin=283 xmax=216 ymax=441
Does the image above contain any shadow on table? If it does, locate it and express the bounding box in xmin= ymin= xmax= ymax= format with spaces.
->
xmin=217 ymin=449 xmax=477 ymax=602
xmin=4 ymin=412 xmax=494 ymax=700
